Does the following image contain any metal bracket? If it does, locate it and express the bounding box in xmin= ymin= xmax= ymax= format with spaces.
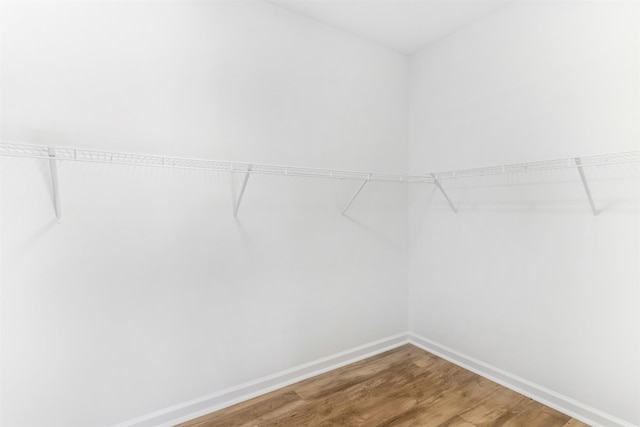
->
xmin=233 ymin=165 xmax=252 ymax=218
xmin=431 ymin=174 xmax=457 ymax=213
xmin=48 ymin=147 xmax=62 ymax=222
xmin=575 ymin=158 xmax=597 ymax=216
xmin=342 ymin=176 xmax=370 ymax=215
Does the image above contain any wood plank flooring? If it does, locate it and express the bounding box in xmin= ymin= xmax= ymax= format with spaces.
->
xmin=177 ymin=344 xmax=590 ymax=427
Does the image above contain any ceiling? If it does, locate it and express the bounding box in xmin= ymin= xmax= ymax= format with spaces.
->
xmin=268 ymin=0 xmax=511 ymax=54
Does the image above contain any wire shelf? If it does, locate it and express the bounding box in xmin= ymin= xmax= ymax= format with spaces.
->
xmin=1 ymin=142 xmax=637 ymax=185
xmin=0 ymin=142 xmax=422 ymax=183
xmin=427 ymin=150 xmax=639 ymax=181
xmin=2 ymin=142 xmax=637 ymax=219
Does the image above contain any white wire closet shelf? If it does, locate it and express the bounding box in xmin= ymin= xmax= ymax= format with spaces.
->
xmin=1 ymin=141 xmax=638 ymax=219
xmin=0 ymin=142 xmax=424 ymax=183
xmin=427 ymin=151 xmax=639 ymax=180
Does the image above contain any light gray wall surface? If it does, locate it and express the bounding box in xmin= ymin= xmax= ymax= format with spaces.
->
xmin=408 ymin=2 xmax=639 ymax=425
xmin=0 ymin=2 xmax=408 ymax=426
xmin=2 ymin=1 xmax=638 ymax=426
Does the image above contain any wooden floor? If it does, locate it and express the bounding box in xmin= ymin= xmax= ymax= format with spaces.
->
xmin=177 ymin=344 xmax=590 ymax=427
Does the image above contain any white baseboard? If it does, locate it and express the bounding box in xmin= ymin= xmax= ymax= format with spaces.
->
xmin=112 ymin=331 xmax=636 ymax=427
xmin=409 ymin=332 xmax=637 ymax=427
xmin=111 ymin=332 xmax=410 ymax=427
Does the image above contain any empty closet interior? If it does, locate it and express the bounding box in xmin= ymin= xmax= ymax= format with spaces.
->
xmin=1 ymin=1 xmax=638 ymax=426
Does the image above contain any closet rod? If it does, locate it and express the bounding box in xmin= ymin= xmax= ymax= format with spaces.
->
xmin=0 ymin=142 xmax=428 ymax=184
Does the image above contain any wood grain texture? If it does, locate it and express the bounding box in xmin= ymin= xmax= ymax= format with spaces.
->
xmin=176 ymin=345 xmax=590 ymax=427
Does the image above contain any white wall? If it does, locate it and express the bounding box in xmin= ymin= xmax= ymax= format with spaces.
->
xmin=4 ymin=1 xmax=638 ymax=426
xmin=0 ymin=2 xmax=408 ymax=426
xmin=408 ymin=1 xmax=638 ymax=425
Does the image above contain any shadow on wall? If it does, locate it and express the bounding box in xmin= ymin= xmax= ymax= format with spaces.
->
xmin=431 ymin=199 xmax=639 ymax=215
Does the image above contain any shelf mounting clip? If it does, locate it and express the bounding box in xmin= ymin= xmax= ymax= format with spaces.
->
xmin=431 ymin=174 xmax=457 ymax=213
xmin=233 ymin=164 xmax=252 ymax=218
xmin=342 ymin=175 xmax=370 ymax=215
xmin=575 ymin=157 xmax=597 ymax=216
xmin=48 ymin=146 xmax=62 ymax=223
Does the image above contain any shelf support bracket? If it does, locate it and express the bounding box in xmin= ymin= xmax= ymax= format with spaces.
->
xmin=233 ymin=165 xmax=252 ymax=218
xmin=575 ymin=158 xmax=597 ymax=216
xmin=48 ymin=147 xmax=62 ymax=223
xmin=342 ymin=176 xmax=370 ymax=215
xmin=431 ymin=174 xmax=457 ymax=213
